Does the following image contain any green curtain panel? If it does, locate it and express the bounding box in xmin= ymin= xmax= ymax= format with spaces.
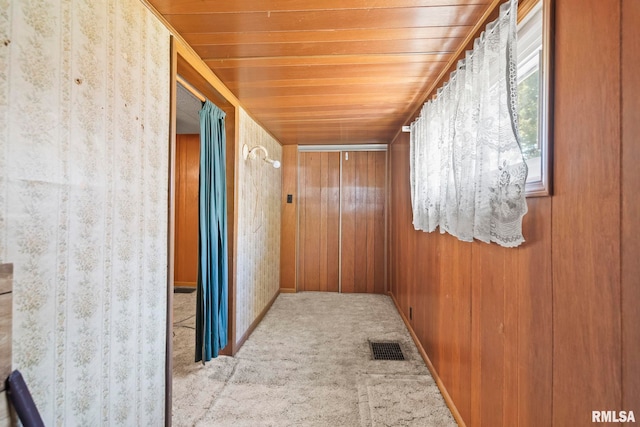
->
xmin=195 ymin=100 xmax=228 ymax=362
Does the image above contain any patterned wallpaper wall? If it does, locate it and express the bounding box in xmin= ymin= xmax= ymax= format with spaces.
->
xmin=0 ymin=0 xmax=169 ymax=425
xmin=236 ymin=109 xmax=282 ymax=341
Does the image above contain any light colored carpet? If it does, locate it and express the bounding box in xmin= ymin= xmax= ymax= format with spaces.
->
xmin=172 ymin=291 xmax=457 ymax=427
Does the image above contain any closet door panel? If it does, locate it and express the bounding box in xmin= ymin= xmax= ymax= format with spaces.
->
xmin=341 ymin=152 xmax=356 ymax=293
xmin=354 ymin=152 xmax=368 ymax=293
xmin=326 ymin=155 xmax=341 ymax=290
xmin=341 ymin=151 xmax=387 ymax=294
xmin=298 ymin=152 xmax=340 ymax=292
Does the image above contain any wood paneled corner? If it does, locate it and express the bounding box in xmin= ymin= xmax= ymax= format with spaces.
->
xmin=280 ymin=145 xmax=298 ymax=291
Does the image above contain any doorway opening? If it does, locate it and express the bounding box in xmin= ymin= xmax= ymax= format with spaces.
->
xmin=166 ymin=37 xmax=239 ymax=427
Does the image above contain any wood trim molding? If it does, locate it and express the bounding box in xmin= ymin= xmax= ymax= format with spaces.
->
xmin=389 ymin=292 xmax=467 ymax=427
xmin=279 ymin=288 xmax=297 ymax=294
xmin=518 ymin=0 xmax=539 ymax=23
xmin=0 ymin=264 xmax=13 ymax=396
xmin=0 ymin=264 xmax=12 ymax=295
xmin=164 ymin=36 xmax=178 ymax=427
xmin=298 ymin=144 xmax=387 ymax=152
xmin=229 ymin=107 xmax=241 ymax=356
xmin=174 ymin=40 xmax=241 ymax=108
xmin=234 ymin=289 xmax=281 ymax=353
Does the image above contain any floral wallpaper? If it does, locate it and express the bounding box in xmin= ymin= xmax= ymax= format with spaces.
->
xmin=0 ymin=0 xmax=169 ymax=425
xmin=236 ymin=109 xmax=282 ymax=341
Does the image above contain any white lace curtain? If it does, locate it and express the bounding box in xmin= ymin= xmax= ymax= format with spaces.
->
xmin=410 ymin=0 xmax=528 ymax=248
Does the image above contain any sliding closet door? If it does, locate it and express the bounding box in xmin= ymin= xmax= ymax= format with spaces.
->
xmin=341 ymin=151 xmax=386 ymax=294
xmin=298 ymin=152 xmax=341 ymax=292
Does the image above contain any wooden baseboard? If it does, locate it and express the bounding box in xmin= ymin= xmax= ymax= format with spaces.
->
xmin=279 ymin=287 xmax=296 ymax=293
xmin=234 ymin=289 xmax=280 ymax=353
xmin=174 ymin=281 xmax=196 ymax=288
xmin=389 ymin=292 xmax=467 ymax=427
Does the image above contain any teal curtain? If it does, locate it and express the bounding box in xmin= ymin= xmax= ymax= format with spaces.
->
xmin=195 ymin=100 xmax=228 ymax=362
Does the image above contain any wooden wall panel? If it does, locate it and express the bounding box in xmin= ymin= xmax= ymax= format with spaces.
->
xmin=411 ymin=231 xmax=431 ymax=360
xmin=516 ymin=197 xmax=552 ymax=427
xmin=389 ymin=135 xmax=412 ymax=314
xmin=389 ymin=2 xmax=637 ymax=427
xmin=437 ymin=234 xmax=472 ymax=423
xmin=470 ymin=242 xmax=513 ymax=427
xmin=341 ymin=151 xmax=387 ymax=294
xmin=174 ymin=134 xmax=200 ymax=287
xmin=280 ymin=145 xmax=298 ymax=291
xmin=552 ymin=1 xmax=622 ymax=425
xmin=297 ymin=152 xmax=340 ymax=292
xmin=389 ymin=128 xmax=551 ymax=427
xmin=621 ymin=0 xmax=640 ymax=415
xmin=414 ymin=225 xmax=440 ymax=366
xmin=374 ymin=152 xmax=386 ymax=294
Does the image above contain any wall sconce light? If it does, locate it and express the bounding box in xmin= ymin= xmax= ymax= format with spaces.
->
xmin=242 ymin=144 xmax=281 ymax=169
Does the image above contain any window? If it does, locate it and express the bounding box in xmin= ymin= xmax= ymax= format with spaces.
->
xmin=517 ymin=0 xmax=552 ymax=196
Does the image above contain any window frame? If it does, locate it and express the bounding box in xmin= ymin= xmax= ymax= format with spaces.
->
xmin=519 ymin=0 xmax=554 ymax=197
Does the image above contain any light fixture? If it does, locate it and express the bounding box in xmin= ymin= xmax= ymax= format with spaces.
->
xmin=242 ymin=144 xmax=281 ymax=169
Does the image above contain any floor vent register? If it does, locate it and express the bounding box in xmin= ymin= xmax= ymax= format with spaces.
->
xmin=369 ymin=341 xmax=405 ymax=361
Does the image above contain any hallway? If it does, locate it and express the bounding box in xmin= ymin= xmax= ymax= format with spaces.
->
xmin=172 ymin=292 xmax=456 ymax=426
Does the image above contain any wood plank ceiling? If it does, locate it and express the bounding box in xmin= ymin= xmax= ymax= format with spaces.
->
xmin=149 ymin=0 xmax=495 ymax=145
